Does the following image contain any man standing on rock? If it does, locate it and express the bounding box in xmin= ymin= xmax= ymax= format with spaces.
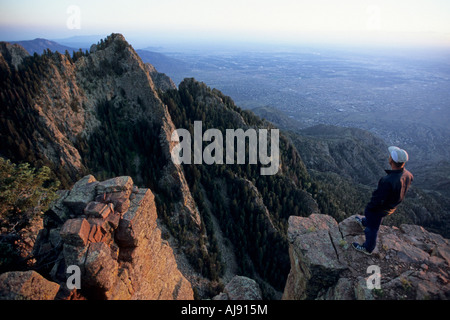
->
xmin=352 ymin=146 xmax=414 ymax=255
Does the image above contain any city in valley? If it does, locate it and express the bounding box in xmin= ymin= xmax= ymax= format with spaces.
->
xmin=143 ymin=44 xmax=450 ymax=170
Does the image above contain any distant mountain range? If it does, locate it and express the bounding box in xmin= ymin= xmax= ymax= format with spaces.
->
xmin=10 ymin=38 xmax=80 ymax=55
xmin=52 ymin=35 xmax=107 ymax=50
xmin=135 ymin=49 xmax=189 ymax=80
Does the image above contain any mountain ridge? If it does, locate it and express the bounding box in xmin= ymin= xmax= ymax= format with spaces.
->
xmin=1 ymin=33 xmax=211 ymax=296
xmin=0 ymin=33 xmax=449 ymax=300
xmin=9 ymin=38 xmax=80 ymax=55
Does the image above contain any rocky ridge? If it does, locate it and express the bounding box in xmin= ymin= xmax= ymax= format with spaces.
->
xmin=1 ymin=33 xmax=201 ymax=225
xmin=0 ymin=270 xmax=61 ymax=300
xmin=283 ymin=214 xmax=450 ymax=300
xmin=1 ymin=33 xmax=208 ymax=291
xmin=0 ymin=42 xmax=29 ymax=69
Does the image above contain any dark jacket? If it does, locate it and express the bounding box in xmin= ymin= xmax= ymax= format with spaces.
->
xmin=365 ymin=168 xmax=413 ymax=217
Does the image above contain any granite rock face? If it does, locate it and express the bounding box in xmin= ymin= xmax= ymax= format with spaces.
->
xmin=29 ymin=175 xmax=194 ymax=300
xmin=0 ymin=42 xmax=29 ymax=69
xmin=283 ymin=214 xmax=450 ymax=300
xmin=213 ymin=275 xmax=263 ymax=300
xmin=0 ymin=270 xmax=60 ymax=300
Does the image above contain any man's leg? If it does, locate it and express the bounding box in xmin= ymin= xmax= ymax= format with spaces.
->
xmin=363 ymin=211 xmax=383 ymax=253
xmin=363 ymin=226 xmax=379 ymax=253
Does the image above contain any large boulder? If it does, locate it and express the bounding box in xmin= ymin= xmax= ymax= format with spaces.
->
xmin=60 ymin=218 xmax=90 ymax=246
xmin=0 ymin=271 xmax=60 ymax=300
xmin=283 ymin=214 xmax=347 ymax=300
xmin=213 ymin=276 xmax=263 ymax=300
xmin=63 ymin=175 xmax=98 ymax=215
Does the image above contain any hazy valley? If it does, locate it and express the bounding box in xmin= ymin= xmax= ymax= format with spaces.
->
xmin=141 ymin=42 xmax=450 ymax=236
xmin=147 ymin=45 xmax=450 ymax=165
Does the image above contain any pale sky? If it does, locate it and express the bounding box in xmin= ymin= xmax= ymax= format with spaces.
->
xmin=1 ymin=0 xmax=450 ymax=47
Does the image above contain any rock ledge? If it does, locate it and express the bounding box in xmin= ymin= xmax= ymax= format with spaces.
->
xmin=283 ymin=214 xmax=450 ymax=300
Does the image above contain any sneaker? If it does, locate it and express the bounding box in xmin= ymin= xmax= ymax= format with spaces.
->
xmin=352 ymin=242 xmax=372 ymax=255
xmin=355 ymin=216 xmax=365 ymax=230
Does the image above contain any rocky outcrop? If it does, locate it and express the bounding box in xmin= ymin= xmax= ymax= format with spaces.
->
xmin=213 ymin=276 xmax=263 ymax=300
xmin=283 ymin=214 xmax=450 ymax=300
xmin=1 ymin=33 xmax=207 ymax=292
xmin=0 ymin=42 xmax=29 ymax=69
xmin=0 ymin=270 xmax=60 ymax=300
xmin=31 ymin=175 xmax=193 ymax=300
xmin=145 ymin=63 xmax=176 ymax=92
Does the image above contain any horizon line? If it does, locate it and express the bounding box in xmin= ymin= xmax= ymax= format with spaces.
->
xmin=3 ymin=30 xmax=450 ymax=52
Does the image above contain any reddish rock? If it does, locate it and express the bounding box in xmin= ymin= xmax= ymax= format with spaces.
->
xmin=115 ymin=189 xmax=157 ymax=248
xmin=94 ymin=186 xmax=131 ymax=215
xmin=88 ymin=224 xmax=104 ymax=243
xmin=84 ymin=201 xmax=113 ymax=219
xmin=60 ymin=218 xmax=90 ymax=246
xmin=84 ymin=242 xmax=118 ymax=292
xmin=104 ymin=192 xmax=131 ymax=214
xmin=34 ymin=175 xmax=194 ymax=300
xmin=106 ymin=211 xmax=121 ymax=229
xmin=87 ymin=217 xmax=114 ymax=243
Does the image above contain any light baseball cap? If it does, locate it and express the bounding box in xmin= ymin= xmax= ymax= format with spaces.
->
xmin=389 ymin=146 xmax=409 ymax=163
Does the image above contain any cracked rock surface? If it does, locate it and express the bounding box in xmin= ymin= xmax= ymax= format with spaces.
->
xmin=22 ymin=175 xmax=194 ymax=300
xmin=283 ymin=214 xmax=450 ymax=300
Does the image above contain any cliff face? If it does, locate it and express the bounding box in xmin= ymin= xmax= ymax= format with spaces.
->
xmin=0 ymin=42 xmax=29 ymax=69
xmin=0 ymin=33 xmax=206 ymax=293
xmin=27 ymin=175 xmax=193 ymax=300
xmin=293 ymin=125 xmax=387 ymax=186
xmin=283 ymin=214 xmax=450 ymax=300
xmin=0 ymin=33 xmax=197 ymax=215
